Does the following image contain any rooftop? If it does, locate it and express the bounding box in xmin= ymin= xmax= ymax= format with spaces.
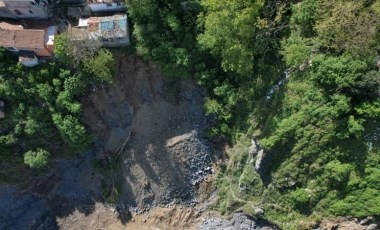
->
xmin=0 ymin=30 xmax=15 ymax=47
xmin=0 ymin=29 xmax=46 ymax=48
xmin=88 ymin=14 xmax=127 ymax=39
xmin=14 ymin=30 xmax=45 ymax=48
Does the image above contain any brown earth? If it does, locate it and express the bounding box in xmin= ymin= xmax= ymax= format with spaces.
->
xmin=57 ymin=202 xmax=212 ymax=230
xmin=82 ymin=54 xmax=214 ymax=208
xmin=56 ymin=53 xmax=282 ymax=230
xmin=55 ymin=53 xmax=215 ymax=229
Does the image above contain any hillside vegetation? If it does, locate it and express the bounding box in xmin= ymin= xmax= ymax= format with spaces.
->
xmin=0 ymin=0 xmax=379 ymax=228
xmin=125 ymin=0 xmax=380 ymax=229
xmin=0 ymin=47 xmax=113 ymax=183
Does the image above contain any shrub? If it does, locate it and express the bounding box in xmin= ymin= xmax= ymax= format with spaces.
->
xmin=24 ymin=148 xmax=50 ymax=168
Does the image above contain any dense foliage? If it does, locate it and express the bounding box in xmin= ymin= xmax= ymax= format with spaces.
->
xmin=125 ymin=0 xmax=380 ymax=229
xmin=211 ymin=1 xmax=380 ymax=229
xmin=0 ymin=0 xmax=379 ymax=228
xmin=125 ymin=0 xmax=203 ymax=78
xmin=0 ymin=44 xmax=114 ymax=183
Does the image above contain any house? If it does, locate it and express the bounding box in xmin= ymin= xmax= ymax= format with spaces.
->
xmin=0 ymin=22 xmax=58 ymax=66
xmin=69 ymin=14 xmax=130 ymax=47
xmin=0 ymin=0 xmax=51 ymax=20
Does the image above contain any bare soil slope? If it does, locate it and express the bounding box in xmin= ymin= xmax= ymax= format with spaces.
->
xmin=82 ymin=55 xmax=213 ymax=207
xmin=0 ymin=54 xmax=276 ymax=230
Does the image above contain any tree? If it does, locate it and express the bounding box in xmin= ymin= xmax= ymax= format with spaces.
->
xmin=281 ymin=37 xmax=312 ymax=67
xmin=24 ymin=117 xmax=40 ymax=136
xmin=52 ymin=114 xmax=91 ymax=151
xmin=315 ymin=0 xmax=379 ymax=56
xmin=126 ymin=0 xmax=202 ymax=78
xmin=55 ymin=34 xmax=102 ymax=68
xmin=24 ymin=148 xmax=50 ymax=169
xmin=290 ymin=0 xmax=318 ymax=37
xmin=83 ymin=49 xmax=114 ymax=83
xmin=198 ymin=0 xmax=264 ymax=76
xmin=309 ymin=54 xmax=368 ymax=94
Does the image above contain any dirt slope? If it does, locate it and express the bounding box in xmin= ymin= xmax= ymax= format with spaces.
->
xmin=0 ymin=54 xmax=276 ymax=230
xmin=82 ymin=55 xmax=213 ymax=208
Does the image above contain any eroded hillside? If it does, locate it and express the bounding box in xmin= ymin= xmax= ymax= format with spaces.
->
xmin=0 ymin=54 xmax=251 ymax=229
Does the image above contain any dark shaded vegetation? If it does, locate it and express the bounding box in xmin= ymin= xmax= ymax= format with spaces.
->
xmin=0 ymin=45 xmax=113 ymax=183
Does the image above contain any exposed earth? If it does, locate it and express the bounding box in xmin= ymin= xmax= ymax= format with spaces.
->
xmin=1 ymin=54 xmax=379 ymax=230
xmin=82 ymin=54 xmax=214 ymax=207
xmin=0 ymin=54 xmax=276 ymax=229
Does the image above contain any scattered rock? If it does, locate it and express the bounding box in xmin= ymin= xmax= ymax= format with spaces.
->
xmin=367 ymin=224 xmax=378 ymax=230
xmin=360 ymin=217 xmax=373 ymax=225
xmin=198 ymin=212 xmax=277 ymax=230
xmin=249 ymin=138 xmax=259 ymax=155
xmin=254 ymin=208 xmax=264 ymax=216
xmin=255 ymin=149 xmax=265 ymax=172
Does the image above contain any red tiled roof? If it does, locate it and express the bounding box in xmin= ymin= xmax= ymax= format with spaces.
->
xmin=14 ymin=30 xmax=45 ymax=48
xmin=0 ymin=30 xmax=15 ymax=47
xmin=0 ymin=29 xmax=45 ymax=48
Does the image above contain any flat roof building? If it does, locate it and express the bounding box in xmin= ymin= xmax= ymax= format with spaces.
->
xmin=69 ymin=14 xmax=130 ymax=47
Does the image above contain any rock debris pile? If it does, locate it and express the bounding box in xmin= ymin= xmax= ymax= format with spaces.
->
xmin=199 ymin=212 xmax=278 ymax=230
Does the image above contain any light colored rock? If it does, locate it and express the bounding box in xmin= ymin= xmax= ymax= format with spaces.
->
xmin=165 ymin=132 xmax=193 ymax=148
xmin=255 ymin=149 xmax=265 ymax=171
xmin=367 ymin=224 xmax=378 ymax=230
xmin=254 ymin=208 xmax=264 ymax=216
xmin=360 ymin=216 xmax=374 ymax=226
xmin=249 ymin=139 xmax=259 ymax=155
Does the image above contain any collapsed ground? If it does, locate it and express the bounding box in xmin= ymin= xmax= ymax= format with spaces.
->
xmin=82 ymin=54 xmax=214 ymax=207
xmin=0 ymin=53 xmax=275 ymax=229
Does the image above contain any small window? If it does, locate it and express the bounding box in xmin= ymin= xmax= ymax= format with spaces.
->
xmin=116 ymin=2 xmax=121 ymax=6
xmin=106 ymin=3 xmax=112 ymax=7
xmin=29 ymin=10 xmax=34 ymax=14
xmin=14 ymin=10 xmax=22 ymax=15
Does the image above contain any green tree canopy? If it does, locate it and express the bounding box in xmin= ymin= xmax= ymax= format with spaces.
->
xmin=24 ymin=148 xmax=50 ymax=169
xmin=198 ymin=0 xmax=264 ymax=76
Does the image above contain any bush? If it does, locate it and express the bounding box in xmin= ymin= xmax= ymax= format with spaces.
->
xmin=289 ymin=188 xmax=309 ymax=209
xmin=24 ymin=148 xmax=50 ymax=169
xmin=83 ymin=49 xmax=114 ymax=83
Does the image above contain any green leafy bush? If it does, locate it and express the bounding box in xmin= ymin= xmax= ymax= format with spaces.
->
xmin=24 ymin=148 xmax=50 ymax=169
